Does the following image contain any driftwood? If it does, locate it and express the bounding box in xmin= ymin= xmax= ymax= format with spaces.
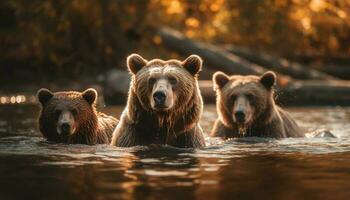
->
xmin=309 ymin=64 xmax=350 ymax=80
xmin=225 ymin=45 xmax=337 ymax=80
xmin=286 ymin=51 xmax=350 ymax=65
xmin=157 ymin=27 xmax=292 ymax=85
xmin=102 ymin=27 xmax=350 ymax=106
xmin=198 ymin=80 xmax=350 ymax=106
xmin=102 ymin=70 xmax=350 ymax=106
xmin=157 ymin=27 xmax=267 ymax=75
xmin=103 ymin=69 xmax=130 ymax=105
xmin=277 ymin=80 xmax=350 ymax=106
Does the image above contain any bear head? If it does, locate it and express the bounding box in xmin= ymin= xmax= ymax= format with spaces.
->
xmin=213 ymin=71 xmax=276 ymax=135
xmin=127 ymin=53 xmax=202 ymax=114
xmin=37 ymin=88 xmax=98 ymax=142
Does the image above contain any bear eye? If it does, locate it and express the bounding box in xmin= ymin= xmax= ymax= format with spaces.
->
xmin=168 ymin=76 xmax=178 ymax=85
xmin=230 ymin=95 xmax=237 ymax=101
xmin=148 ymin=77 xmax=156 ymax=85
xmin=54 ymin=109 xmax=61 ymax=117
xmin=71 ymin=109 xmax=78 ymax=116
xmin=246 ymin=94 xmax=255 ymax=102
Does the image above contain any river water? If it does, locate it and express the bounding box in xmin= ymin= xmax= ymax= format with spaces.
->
xmin=0 ymin=105 xmax=349 ymax=200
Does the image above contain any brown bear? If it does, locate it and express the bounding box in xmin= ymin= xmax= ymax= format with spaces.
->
xmin=111 ymin=54 xmax=206 ymax=148
xmin=37 ymin=88 xmax=118 ymax=144
xmin=211 ymin=71 xmax=304 ymax=138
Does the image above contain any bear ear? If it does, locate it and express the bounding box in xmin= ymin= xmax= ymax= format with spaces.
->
xmin=37 ymin=88 xmax=54 ymax=106
xmin=213 ymin=71 xmax=230 ymax=90
xmin=127 ymin=53 xmax=147 ymax=75
xmin=182 ymin=55 xmax=202 ymax=76
xmin=82 ymin=88 xmax=97 ymax=105
xmin=260 ymin=71 xmax=276 ymax=90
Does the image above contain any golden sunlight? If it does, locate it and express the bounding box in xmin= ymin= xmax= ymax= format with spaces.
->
xmin=185 ymin=17 xmax=200 ymax=28
xmin=165 ymin=0 xmax=183 ymax=15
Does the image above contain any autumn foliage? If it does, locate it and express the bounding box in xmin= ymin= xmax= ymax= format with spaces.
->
xmin=0 ymin=0 xmax=349 ymax=83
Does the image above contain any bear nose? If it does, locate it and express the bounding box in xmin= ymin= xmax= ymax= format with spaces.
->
xmin=235 ymin=111 xmax=246 ymax=123
xmin=61 ymin=123 xmax=71 ymax=133
xmin=153 ymin=91 xmax=166 ymax=105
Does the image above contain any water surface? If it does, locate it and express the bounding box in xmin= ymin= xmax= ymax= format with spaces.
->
xmin=0 ymin=105 xmax=350 ymax=200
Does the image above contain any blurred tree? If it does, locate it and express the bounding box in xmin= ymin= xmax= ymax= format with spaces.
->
xmin=0 ymin=0 xmax=149 ymax=84
xmin=0 ymin=0 xmax=349 ymax=85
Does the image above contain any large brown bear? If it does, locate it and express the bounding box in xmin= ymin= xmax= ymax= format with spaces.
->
xmin=37 ymin=88 xmax=118 ymax=144
xmin=111 ymin=54 xmax=206 ymax=148
xmin=211 ymin=71 xmax=304 ymax=138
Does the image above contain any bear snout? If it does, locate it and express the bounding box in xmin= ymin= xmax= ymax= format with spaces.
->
xmin=60 ymin=123 xmax=71 ymax=135
xmin=153 ymin=91 xmax=167 ymax=105
xmin=234 ymin=111 xmax=246 ymax=123
xmin=151 ymin=79 xmax=174 ymax=111
xmin=57 ymin=110 xmax=76 ymax=135
xmin=232 ymin=96 xmax=253 ymax=125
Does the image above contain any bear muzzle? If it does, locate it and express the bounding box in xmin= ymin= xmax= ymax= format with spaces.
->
xmin=234 ymin=111 xmax=246 ymax=123
xmin=151 ymin=79 xmax=174 ymax=111
xmin=152 ymin=91 xmax=174 ymax=111
xmin=153 ymin=91 xmax=166 ymax=106
xmin=57 ymin=111 xmax=76 ymax=136
xmin=233 ymin=109 xmax=253 ymax=125
xmin=232 ymin=96 xmax=254 ymax=136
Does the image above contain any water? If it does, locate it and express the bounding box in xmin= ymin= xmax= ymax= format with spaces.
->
xmin=0 ymin=105 xmax=350 ymax=200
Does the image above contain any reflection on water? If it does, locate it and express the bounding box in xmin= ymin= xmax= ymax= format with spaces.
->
xmin=0 ymin=105 xmax=350 ymax=199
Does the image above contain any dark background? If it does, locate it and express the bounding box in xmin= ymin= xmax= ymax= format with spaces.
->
xmin=0 ymin=0 xmax=349 ymax=94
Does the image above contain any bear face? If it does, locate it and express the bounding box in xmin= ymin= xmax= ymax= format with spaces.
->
xmin=37 ymin=88 xmax=98 ymax=142
xmin=213 ymin=71 xmax=276 ymax=136
xmin=127 ymin=54 xmax=202 ymax=113
xmin=111 ymin=54 xmax=205 ymax=148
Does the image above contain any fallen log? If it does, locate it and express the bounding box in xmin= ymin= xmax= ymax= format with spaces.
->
xmin=157 ymin=27 xmax=292 ymax=86
xmin=286 ymin=51 xmax=350 ymax=66
xmin=199 ymin=66 xmax=218 ymax=80
xmin=102 ymin=70 xmax=350 ymax=106
xmin=276 ymin=80 xmax=350 ymax=106
xmin=198 ymin=80 xmax=350 ymax=106
xmin=103 ymin=69 xmax=130 ymax=105
xmin=225 ymin=45 xmax=337 ymax=80
xmin=157 ymin=27 xmax=265 ymax=75
xmin=309 ymin=64 xmax=350 ymax=80
xmin=103 ymin=27 xmax=350 ymax=106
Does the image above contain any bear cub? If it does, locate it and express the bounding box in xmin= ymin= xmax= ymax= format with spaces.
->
xmin=211 ymin=71 xmax=304 ymax=138
xmin=111 ymin=54 xmax=206 ymax=148
xmin=37 ymin=88 xmax=118 ymax=144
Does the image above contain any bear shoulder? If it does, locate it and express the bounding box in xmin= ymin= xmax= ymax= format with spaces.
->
xmin=95 ymin=112 xmax=118 ymax=144
xmin=276 ymin=106 xmax=304 ymax=137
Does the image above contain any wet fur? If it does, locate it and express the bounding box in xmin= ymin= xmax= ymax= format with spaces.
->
xmin=38 ymin=91 xmax=118 ymax=144
xmin=211 ymin=73 xmax=304 ymax=138
xmin=111 ymin=56 xmax=205 ymax=148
